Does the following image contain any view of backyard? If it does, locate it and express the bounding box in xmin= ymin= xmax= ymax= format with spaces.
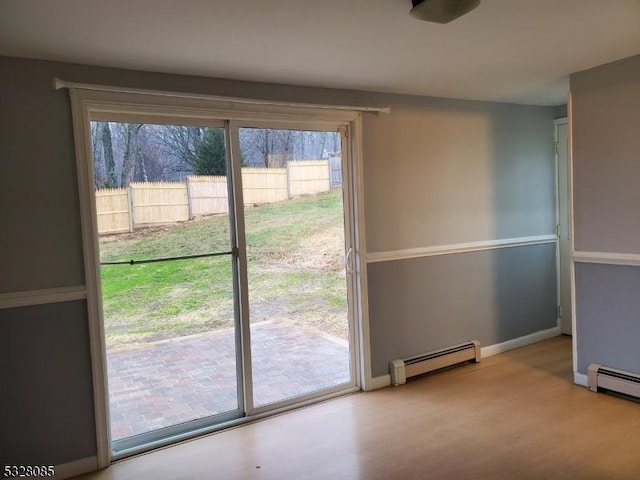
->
xmin=93 ymin=121 xmax=351 ymax=442
xmin=100 ymin=189 xmax=348 ymax=350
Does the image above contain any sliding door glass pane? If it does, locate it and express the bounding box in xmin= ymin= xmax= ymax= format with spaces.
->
xmin=90 ymin=122 xmax=239 ymax=444
xmin=238 ymin=127 xmax=352 ymax=408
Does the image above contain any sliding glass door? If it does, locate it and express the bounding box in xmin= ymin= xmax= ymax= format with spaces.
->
xmin=91 ymin=120 xmax=244 ymax=452
xmin=83 ymin=105 xmax=358 ymax=456
xmin=238 ymin=126 xmax=354 ymax=410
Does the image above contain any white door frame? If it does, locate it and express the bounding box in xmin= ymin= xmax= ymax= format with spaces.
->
xmin=230 ymin=121 xmax=361 ymax=416
xmin=554 ymin=117 xmax=572 ymax=336
xmin=66 ymin=85 xmax=372 ymax=466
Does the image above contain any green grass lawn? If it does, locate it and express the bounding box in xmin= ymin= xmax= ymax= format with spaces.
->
xmin=100 ymin=189 xmax=348 ymax=349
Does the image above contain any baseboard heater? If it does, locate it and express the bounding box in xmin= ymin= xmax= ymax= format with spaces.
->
xmin=588 ymin=364 xmax=640 ymax=400
xmin=390 ymin=340 xmax=481 ymax=386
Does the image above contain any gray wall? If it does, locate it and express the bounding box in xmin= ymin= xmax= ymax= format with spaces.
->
xmin=572 ymin=55 xmax=640 ymax=254
xmin=575 ymin=263 xmax=640 ymax=374
xmin=0 ymin=55 xmax=557 ymax=467
xmin=362 ymin=95 xmax=558 ymax=377
xmin=0 ymin=302 xmax=96 ymax=467
xmin=363 ymin=99 xmax=555 ymax=252
xmin=0 ymin=62 xmax=85 ymax=292
xmin=570 ymin=54 xmax=640 ymax=375
xmin=368 ymin=244 xmax=557 ymax=376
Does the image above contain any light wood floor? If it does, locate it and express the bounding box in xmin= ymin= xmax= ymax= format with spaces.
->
xmin=75 ymin=336 xmax=640 ymax=479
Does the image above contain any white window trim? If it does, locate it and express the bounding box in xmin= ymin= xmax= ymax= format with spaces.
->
xmin=55 ymin=77 xmax=390 ymax=115
xmin=64 ymin=82 xmax=374 ymax=466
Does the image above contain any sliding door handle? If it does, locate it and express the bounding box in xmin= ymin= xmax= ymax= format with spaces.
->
xmin=346 ymin=247 xmax=354 ymax=274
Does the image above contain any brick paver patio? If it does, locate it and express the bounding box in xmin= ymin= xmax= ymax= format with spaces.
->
xmin=107 ymin=320 xmax=351 ymax=440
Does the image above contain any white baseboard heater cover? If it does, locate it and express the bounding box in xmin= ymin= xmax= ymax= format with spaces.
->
xmin=390 ymin=340 xmax=481 ymax=386
xmin=587 ymin=364 xmax=640 ymax=399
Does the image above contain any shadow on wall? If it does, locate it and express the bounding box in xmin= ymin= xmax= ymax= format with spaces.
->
xmin=364 ymin=98 xmax=559 ymax=377
xmin=488 ymin=105 xmax=558 ymax=345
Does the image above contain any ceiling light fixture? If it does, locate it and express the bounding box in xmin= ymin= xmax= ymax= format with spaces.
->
xmin=410 ymin=0 xmax=481 ymax=24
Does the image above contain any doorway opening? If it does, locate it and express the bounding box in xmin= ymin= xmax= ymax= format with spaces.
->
xmin=85 ymin=112 xmax=360 ymax=456
xmin=555 ymin=118 xmax=572 ymax=336
xmin=238 ymin=127 xmax=352 ymax=409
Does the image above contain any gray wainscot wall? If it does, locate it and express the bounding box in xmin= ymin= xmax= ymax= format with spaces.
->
xmin=570 ymin=54 xmax=640 ymax=377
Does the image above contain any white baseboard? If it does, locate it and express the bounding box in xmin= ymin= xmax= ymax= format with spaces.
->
xmin=367 ymin=328 xmax=562 ymax=391
xmin=366 ymin=374 xmax=391 ymax=391
xmin=481 ymin=326 xmax=562 ymax=359
xmin=54 ymin=455 xmax=98 ymax=479
xmin=574 ymin=372 xmax=588 ymax=387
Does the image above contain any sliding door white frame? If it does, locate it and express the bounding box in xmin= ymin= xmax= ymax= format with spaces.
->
xmin=66 ymin=86 xmax=371 ymax=466
xmin=232 ymin=119 xmax=360 ymax=416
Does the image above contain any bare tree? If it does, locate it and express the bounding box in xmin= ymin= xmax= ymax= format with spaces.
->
xmin=91 ymin=122 xmax=103 ymax=188
xmin=253 ymin=128 xmax=275 ymax=167
xmin=120 ymin=123 xmax=143 ymax=187
xmin=240 ymin=128 xmax=298 ymax=167
xmin=273 ymin=130 xmax=294 ymax=166
xmin=101 ymin=122 xmax=117 ymax=187
xmin=156 ymin=125 xmax=204 ymax=174
xmin=90 ymin=122 xmax=117 ymax=188
xmin=90 ymin=123 xmax=337 ymax=187
xmin=137 ymin=127 xmax=167 ymax=181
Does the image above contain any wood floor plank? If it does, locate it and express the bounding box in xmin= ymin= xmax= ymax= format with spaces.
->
xmin=74 ymin=336 xmax=640 ymax=479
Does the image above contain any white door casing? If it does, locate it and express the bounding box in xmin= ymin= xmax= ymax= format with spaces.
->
xmin=555 ymin=119 xmax=572 ymax=335
xmin=64 ymin=83 xmax=373 ymax=464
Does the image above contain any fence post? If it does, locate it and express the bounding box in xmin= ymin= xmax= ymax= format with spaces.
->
xmin=186 ymin=176 xmax=193 ymax=220
xmin=286 ymin=161 xmax=292 ymax=199
xmin=128 ymin=186 xmax=135 ymax=232
xmin=327 ymin=160 xmax=331 ymax=190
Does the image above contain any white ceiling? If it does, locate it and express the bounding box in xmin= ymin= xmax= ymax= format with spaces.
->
xmin=1 ymin=0 xmax=640 ymax=106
